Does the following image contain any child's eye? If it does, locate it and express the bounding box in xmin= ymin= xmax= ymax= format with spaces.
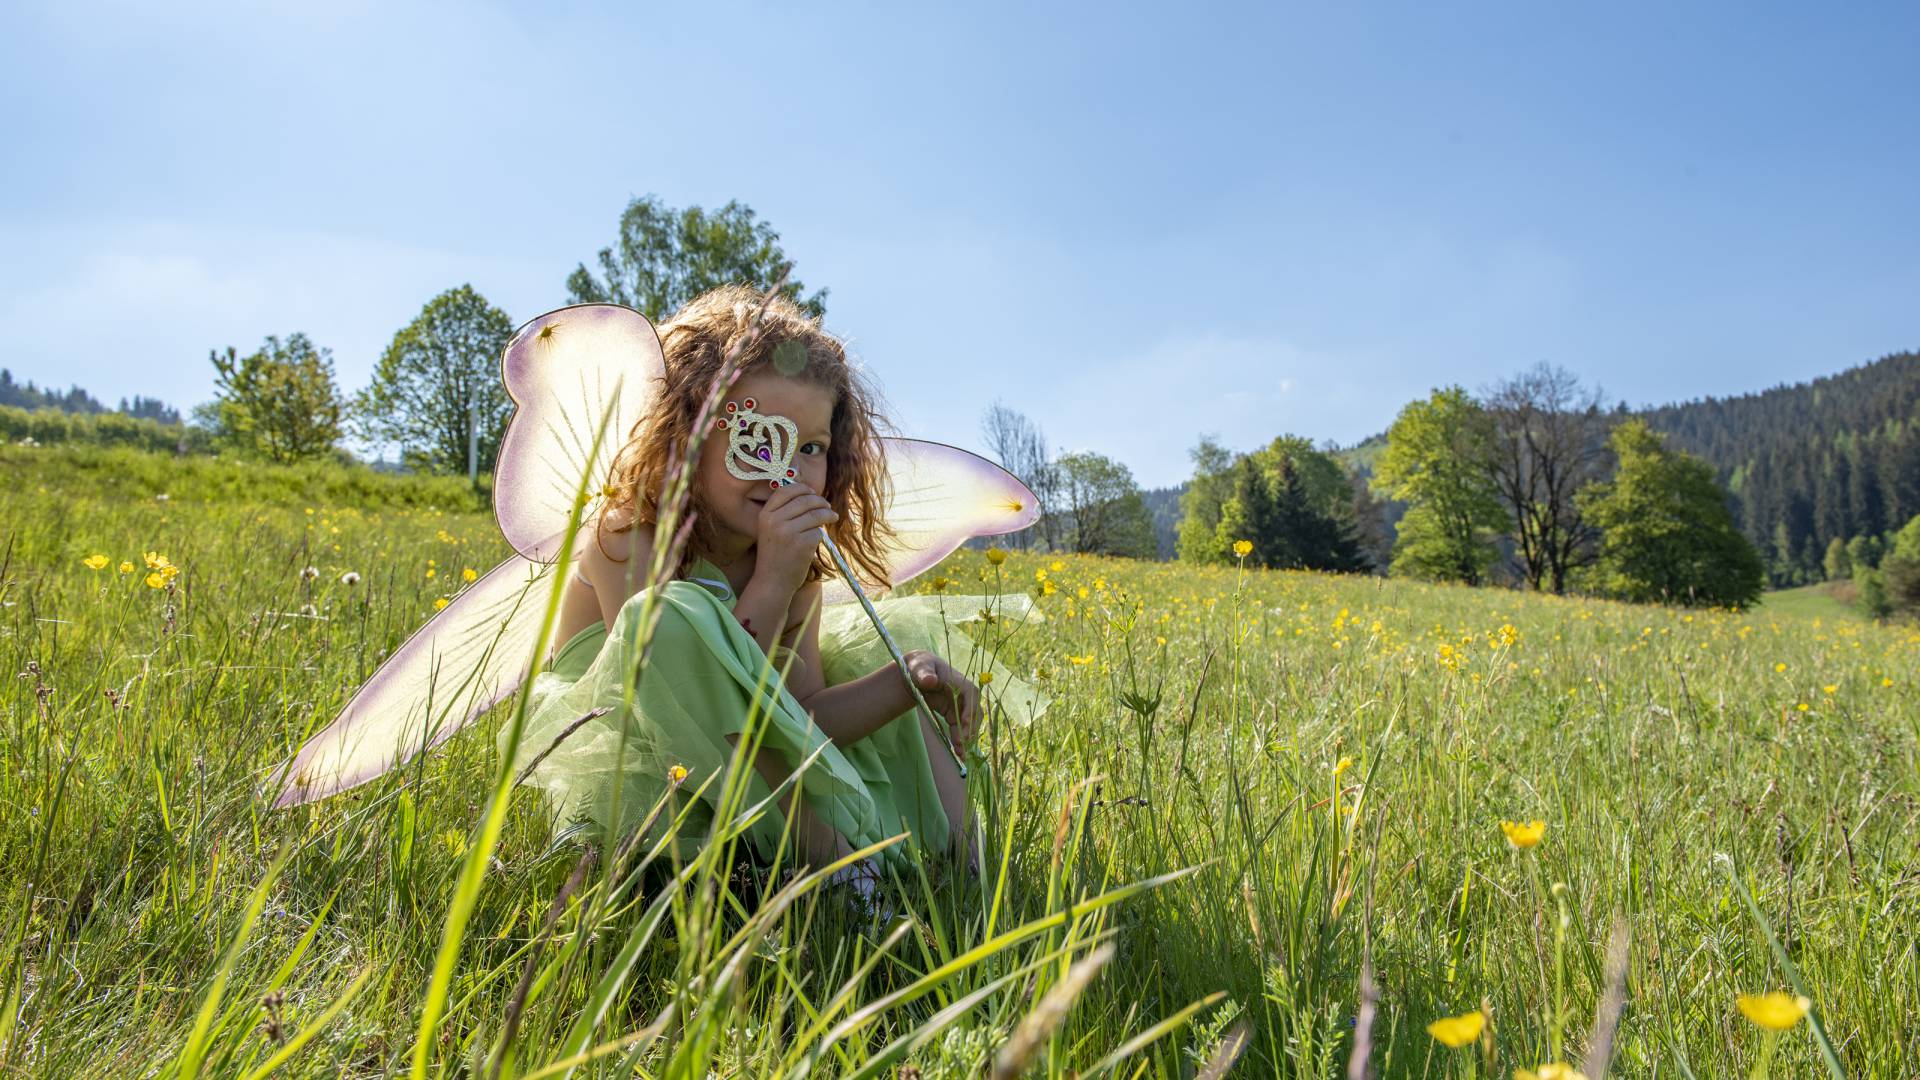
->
xmin=799 ymin=441 xmax=826 ymax=457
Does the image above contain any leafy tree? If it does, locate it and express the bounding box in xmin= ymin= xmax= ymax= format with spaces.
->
xmin=1372 ymin=387 xmax=1505 ymax=584
xmin=1176 ymin=436 xmax=1237 ymax=563
xmin=359 ymin=285 xmax=514 ymax=476
xmin=1846 ymin=533 xmax=1884 ymax=573
xmin=205 ymin=334 xmax=347 ymax=463
xmin=1822 ymin=536 xmax=1852 ymax=582
xmin=1856 ymin=567 xmax=1893 ymax=618
xmin=566 ymin=195 xmax=827 ymax=321
xmin=1880 ymin=514 xmax=1920 ymax=615
xmin=1575 ymin=420 xmax=1765 ymax=608
xmin=1483 ymin=363 xmax=1609 ymax=593
xmin=1054 ymin=451 xmax=1155 ymax=558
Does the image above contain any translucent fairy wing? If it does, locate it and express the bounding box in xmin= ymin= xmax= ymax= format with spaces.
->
xmin=272 ymin=551 xmax=556 ymax=808
xmin=494 ymin=304 xmax=664 ymax=562
xmin=822 ymin=438 xmax=1041 ymax=604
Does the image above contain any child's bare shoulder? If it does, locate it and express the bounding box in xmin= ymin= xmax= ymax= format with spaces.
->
xmin=580 ymin=510 xmax=654 ymax=596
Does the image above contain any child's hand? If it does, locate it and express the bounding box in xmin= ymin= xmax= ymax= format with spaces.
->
xmin=753 ymin=482 xmax=837 ymax=596
xmin=903 ymin=650 xmax=979 ymax=756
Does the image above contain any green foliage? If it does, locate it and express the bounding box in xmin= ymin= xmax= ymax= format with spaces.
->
xmin=1823 ymin=536 xmax=1852 ymax=582
xmin=1881 ymin=514 xmax=1920 ymax=615
xmin=206 ymin=334 xmax=347 ymax=463
xmin=359 ymin=285 xmax=514 ymax=475
xmin=1576 ymin=420 xmax=1765 ymax=608
xmin=1179 ymin=435 xmax=1365 ymax=571
xmin=1054 ymin=450 xmax=1155 ymax=557
xmin=1855 ymin=567 xmax=1893 ymax=618
xmin=0 ymin=443 xmax=484 ymax=511
xmin=1372 ymin=387 xmax=1504 ymax=583
xmin=0 ymin=405 xmax=209 ymax=454
xmin=1847 ymin=533 xmax=1884 ymax=573
xmin=566 ymin=195 xmax=828 ymax=321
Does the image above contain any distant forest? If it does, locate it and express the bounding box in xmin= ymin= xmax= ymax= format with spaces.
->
xmin=1640 ymin=351 xmax=1920 ymax=585
xmin=0 ymin=369 xmax=180 ymax=424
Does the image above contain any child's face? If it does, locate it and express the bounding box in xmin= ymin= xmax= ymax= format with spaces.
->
xmin=696 ymin=370 xmax=837 ymax=550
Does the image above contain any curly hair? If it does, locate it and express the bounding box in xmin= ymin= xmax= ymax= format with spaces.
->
xmin=599 ymin=284 xmax=896 ymax=589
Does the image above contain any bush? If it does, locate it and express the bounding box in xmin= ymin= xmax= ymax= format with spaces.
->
xmin=0 ymin=443 xmax=485 ymax=511
xmin=0 ymin=405 xmax=212 ymax=454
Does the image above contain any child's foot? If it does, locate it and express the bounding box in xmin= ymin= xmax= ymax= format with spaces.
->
xmin=825 ymin=858 xmax=897 ymax=925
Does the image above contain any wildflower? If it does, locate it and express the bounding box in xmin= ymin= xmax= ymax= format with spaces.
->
xmin=300 ymin=565 xmax=319 ymax=581
xmin=1795 ymin=702 xmax=1809 ymax=713
xmin=1773 ymin=662 xmax=1787 ymax=673
xmin=143 ymin=551 xmax=172 ymax=571
xmin=1049 ymin=560 xmax=1064 ymax=572
xmin=1233 ymin=539 xmax=1253 ymax=558
xmin=985 ymin=547 xmax=1006 ymax=565
xmin=144 ymin=572 xmax=167 ymax=589
xmin=1041 ymin=579 xmax=1057 ymax=596
xmin=929 ymin=576 xmax=952 ymax=592
xmin=118 ymin=561 xmax=133 ymax=574
xmin=340 ymin=571 xmax=361 ymax=586
xmin=1067 ymin=654 xmax=1094 ymax=665
xmin=1821 ymin=684 xmax=1837 ymax=695
xmin=1334 ymin=756 xmax=1355 ymax=777
xmin=1425 ymin=1009 xmax=1484 ymax=1048
xmin=1883 ymin=677 xmax=1895 ymax=688
xmin=154 ymin=493 xmax=169 ymax=502
xmin=82 ymin=554 xmax=109 ymax=571
xmin=425 ymin=567 xmax=437 ymax=580
xmin=433 ymin=598 xmax=449 ymax=611
xmin=462 ymin=567 xmax=478 ymax=584
xmin=978 ymin=671 xmax=994 ymax=686
xmin=1500 ymin=819 xmax=1546 ymax=848
xmin=667 ymin=764 xmax=689 ymax=786
xmin=1515 ymin=1065 xmax=1588 ymax=1080
xmin=1736 ymin=992 xmax=1809 ymax=1031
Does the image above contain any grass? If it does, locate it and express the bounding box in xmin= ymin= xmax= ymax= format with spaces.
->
xmin=1760 ymin=582 xmax=1863 ymax=624
xmin=2 ymin=447 xmax=1917 ymax=1076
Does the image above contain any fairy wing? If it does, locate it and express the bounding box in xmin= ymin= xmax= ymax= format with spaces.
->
xmin=494 ymin=304 xmax=664 ymax=561
xmin=272 ymin=552 xmax=556 ymax=808
xmin=823 ymin=439 xmax=1041 ymax=604
xmin=274 ymin=304 xmax=660 ymax=808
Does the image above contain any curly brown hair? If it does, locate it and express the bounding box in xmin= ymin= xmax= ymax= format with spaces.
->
xmin=599 ymin=284 xmax=896 ymax=588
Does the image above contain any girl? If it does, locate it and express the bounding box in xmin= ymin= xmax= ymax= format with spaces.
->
xmin=503 ymin=285 xmax=1041 ymax=882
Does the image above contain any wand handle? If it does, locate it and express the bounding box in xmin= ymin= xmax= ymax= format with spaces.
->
xmin=817 ymin=530 xmax=969 ymax=779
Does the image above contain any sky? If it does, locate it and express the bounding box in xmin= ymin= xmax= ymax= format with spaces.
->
xmin=3 ymin=1 xmax=1916 ymax=488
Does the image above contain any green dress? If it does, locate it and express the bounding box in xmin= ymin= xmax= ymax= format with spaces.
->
xmin=502 ymin=560 xmax=1046 ymax=864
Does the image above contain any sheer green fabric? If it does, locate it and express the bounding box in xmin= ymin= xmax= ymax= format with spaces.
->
xmin=502 ymin=560 xmax=1047 ymax=863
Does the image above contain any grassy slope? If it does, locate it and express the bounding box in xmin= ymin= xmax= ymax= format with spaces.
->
xmin=1760 ymin=582 xmax=1863 ymax=623
xmin=2 ymin=449 xmax=1916 ymax=1075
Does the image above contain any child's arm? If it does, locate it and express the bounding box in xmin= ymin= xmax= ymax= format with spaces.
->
xmin=789 ymin=595 xmax=979 ymax=755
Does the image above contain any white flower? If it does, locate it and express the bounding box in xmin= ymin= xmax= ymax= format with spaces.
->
xmin=339 ymin=571 xmax=361 ymax=586
xmin=300 ymin=565 xmax=319 ymax=581
xmin=154 ymin=493 xmax=170 ymax=502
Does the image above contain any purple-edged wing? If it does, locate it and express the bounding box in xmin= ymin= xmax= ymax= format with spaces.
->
xmin=272 ymin=551 xmax=556 ymax=808
xmin=826 ymin=439 xmax=1041 ymax=603
xmin=494 ymin=304 xmax=665 ymax=561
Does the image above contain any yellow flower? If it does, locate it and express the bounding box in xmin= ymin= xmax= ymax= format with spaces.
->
xmin=144 ymin=571 xmax=167 ymax=589
xmin=1041 ymin=579 xmax=1057 ymax=596
xmin=143 ymin=551 xmax=172 ymax=571
xmin=425 ymin=567 xmax=437 ymax=579
xmin=1795 ymin=702 xmax=1809 ymax=712
xmin=929 ymin=576 xmax=952 ymax=592
xmin=1883 ymin=677 xmax=1895 ymax=688
xmin=82 ymin=554 xmax=109 ymax=570
xmin=667 ymin=764 xmax=689 ymax=786
xmin=118 ymin=561 xmax=134 ymax=574
xmin=1773 ymin=662 xmax=1786 ymax=673
xmin=1515 ymin=1065 xmax=1588 ymax=1080
xmin=1233 ymin=539 xmax=1253 ymax=558
xmin=1736 ymin=991 xmax=1809 ymax=1031
xmin=978 ymin=671 xmax=994 ymax=686
xmin=1821 ymin=684 xmax=1837 ymax=695
xmin=985 ymin=547 xmax=1007 ymax=566
xmin=1426 ymin=1009 xmax=1484 ymax=1048
xmin=1500 ymin=819 xmax=1546 ymax=848
xmin=1334 ymin=756 xmax=1355 ymax=777
xmin=1049 ymin=560 xmax=1065 ymax=572
xmin=433 ymin=598 xmax=450 ymax=611
xmin=462 ymin=567 xmax=478 ymax=583
xmin=1067 ymin=654 xmax=1094 ymax=665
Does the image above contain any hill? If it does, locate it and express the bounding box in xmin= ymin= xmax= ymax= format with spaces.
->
xmin=1639 ymin=350 xmax=1920 ymax=583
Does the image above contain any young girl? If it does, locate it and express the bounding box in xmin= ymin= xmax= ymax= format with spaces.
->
xmin=503 ymin=285 xmax=1040 ymax=879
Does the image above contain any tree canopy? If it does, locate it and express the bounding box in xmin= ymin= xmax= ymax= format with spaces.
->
xmin=566 ymin=195 xmax=828 ymax=322
xmin=1575 ymin=420 xmax=1765 ymax=608
xmin=358 ymin=285 xmax=514 ymax=476
xmin=1371 ymin=387 xmax=1505 ymax=584
xmin=1054 ymin=451 xmax=1156 ymax=558
xmin=204 ymin=334 xmax=346 ymax=464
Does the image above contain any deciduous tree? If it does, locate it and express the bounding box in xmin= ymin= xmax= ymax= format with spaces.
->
xmin=1372 ymin=387 xmax=1505 ymax=584
xmin=359 ymin=285 xmax=514 ymax=476
xmin=567 ymin=195 xmax=827 ymax=321
xmin=206 ymin=334 xmax=346 ymax=463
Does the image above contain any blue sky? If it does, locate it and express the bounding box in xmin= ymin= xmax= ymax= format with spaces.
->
xmin=3 ymin=1 xmax=1915 ymax=487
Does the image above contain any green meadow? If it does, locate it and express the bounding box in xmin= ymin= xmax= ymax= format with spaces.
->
xmin=2 ymin=444 xmax=1916 ymax=1077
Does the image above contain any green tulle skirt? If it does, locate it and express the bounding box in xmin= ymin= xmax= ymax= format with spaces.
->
xmin=501 ymin=563 xmax=1047 ymax=864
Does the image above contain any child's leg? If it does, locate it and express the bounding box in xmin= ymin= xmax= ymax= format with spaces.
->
xmin=916 ymin=712 xmax=977 ymax=870
xmin=726 ymin=734 xmax=851 ymax=869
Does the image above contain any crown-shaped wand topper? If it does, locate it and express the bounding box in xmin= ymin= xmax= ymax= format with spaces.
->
xmin=720 ymin=397 xmax=969 ymax=776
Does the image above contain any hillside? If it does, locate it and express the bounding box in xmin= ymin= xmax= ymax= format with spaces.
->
xmin=1639 ymin=350 xmax=1920 ymax=582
